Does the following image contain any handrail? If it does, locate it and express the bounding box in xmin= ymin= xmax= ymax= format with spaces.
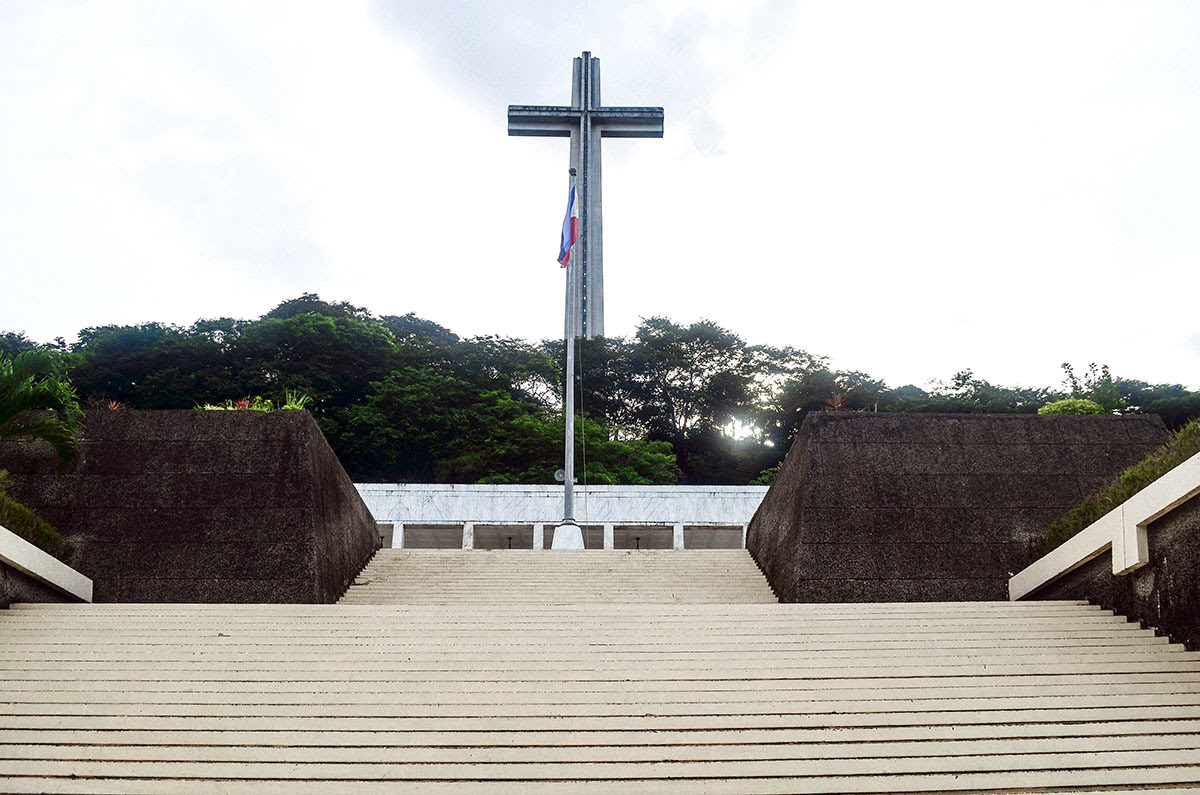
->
xmin=0 ymin=523 xmax=92 ymax=602
xmin=1010 ymin=450 xmax=1200 ymax=600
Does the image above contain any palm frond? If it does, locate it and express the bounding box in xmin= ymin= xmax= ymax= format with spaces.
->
xmin=0 ymin=350 xmax=82 ymax=468
xmin=0 ymin=414 xmax=79 ymax=466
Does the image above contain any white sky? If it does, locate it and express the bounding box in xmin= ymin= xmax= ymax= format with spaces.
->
xmin=1 ymin=0 xmax=1197 ymax=390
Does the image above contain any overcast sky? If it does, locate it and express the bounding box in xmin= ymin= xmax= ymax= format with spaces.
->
xmin=2 ymin=1 xmax=1197 ymax=390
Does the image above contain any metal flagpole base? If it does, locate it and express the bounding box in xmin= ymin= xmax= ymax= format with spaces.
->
xmin=551 ymin=521 xmax=585 ymax=550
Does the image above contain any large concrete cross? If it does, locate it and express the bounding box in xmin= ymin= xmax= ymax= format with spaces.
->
xmin=508 ymin=51 xmax=663 ymax=339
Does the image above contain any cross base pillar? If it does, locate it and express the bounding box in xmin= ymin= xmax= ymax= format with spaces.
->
xmin=552 ymin=521 xmax=585 ymax=550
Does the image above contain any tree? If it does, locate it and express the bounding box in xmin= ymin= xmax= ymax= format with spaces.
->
xmin=1117 ymin=379 xmax=1200 ymax=430
xmin=70 ymin=322 xmax=233 ymax=408
xmin=0 ymin=350 xmax=83 ymax=468
xmin=0 ymin=332 xmax=41 ymax=358
xmin=263 ymin=293 xmax=374 ymax=322
xmin=337 ymin=369 xmax=678 ymax=484
xmin=760 ymin=368 xmax=888 ymax=450
xmin=438 ymin=393 xmax=680 ymax=485
xmin=231 ymin=313 xmax=400 ymax=411
xmin=334 ymin=366 xmax=482 ymax=481
xmin=923 ymin=369 xmax=1051 ymax=413
xmin=1061 ymin=362 xmax=1124 ymax=412
xmin=626 ymin=318 xmax=755 ymax=441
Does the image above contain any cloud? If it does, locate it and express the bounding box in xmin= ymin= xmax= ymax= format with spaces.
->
xmin=0 ymin=1 xmax=329 ymax=291
xmin=136 ymin=150 xmax=328 ymax=283
xmin=368 ymin=0 xmax=797 ymax=154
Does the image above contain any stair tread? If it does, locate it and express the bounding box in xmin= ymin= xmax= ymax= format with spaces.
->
xmin=2 ymin=548 xmax=1194 ymax=790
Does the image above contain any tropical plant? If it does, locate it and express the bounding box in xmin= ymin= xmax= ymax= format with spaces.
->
xmin=825 ymin=392 xmax=849 ymax=411
xmin=281 ymin=388 xmax=313 ymax=410
xmin=197 ymin=396 xmax=274 ymax=411
xmin=0 ymin=349 xmax=82 ymax=468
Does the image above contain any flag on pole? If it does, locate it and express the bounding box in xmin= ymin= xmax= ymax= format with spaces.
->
xmin=557 ymin=184 xmax=579 ymax=268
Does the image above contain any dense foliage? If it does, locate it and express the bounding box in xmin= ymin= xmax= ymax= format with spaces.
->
xmin=4 ymin=294 xmax=1198 ymax=485
xmin=1029 ymin=418 xmax=1200 ymax=560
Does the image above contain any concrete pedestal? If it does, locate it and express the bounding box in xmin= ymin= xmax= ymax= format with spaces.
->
xmin=552 ymin=522 xmax=585 ymax=550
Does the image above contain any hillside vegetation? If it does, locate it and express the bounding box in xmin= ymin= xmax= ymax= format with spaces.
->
xmin=4 ymin=295 xmax=1198 ymax=485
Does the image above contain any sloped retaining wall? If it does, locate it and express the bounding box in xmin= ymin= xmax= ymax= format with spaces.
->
xmin=747 ymin=412 xmax=1169 ymax=602
xmin=0 ymin=522 xmax=92 ymax=608
xmin=1023 ymin=494 xmax=1200 ymax=650
xmin=1 ymin=563 xmax=68 ymax=607
xmin=0 ymin=411 xmax=377 ymax=603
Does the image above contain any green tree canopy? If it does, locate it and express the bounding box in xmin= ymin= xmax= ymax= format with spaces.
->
xmin=7 ymin=295 xmax=1200 ymax=485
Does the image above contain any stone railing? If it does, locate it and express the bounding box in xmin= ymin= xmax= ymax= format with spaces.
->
xmin=1010 ymin=450 xmax=1200 ymax=600
xmin=0 ymin=523 xmax=92 ymax=603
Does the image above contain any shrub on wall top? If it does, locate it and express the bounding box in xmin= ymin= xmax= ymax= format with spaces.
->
xmin=1038 ymin=398 xmax=1105 ymax=415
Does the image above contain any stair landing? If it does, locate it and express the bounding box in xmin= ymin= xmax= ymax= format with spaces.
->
xmin=340 ymin=549 xmax=778 ymax=604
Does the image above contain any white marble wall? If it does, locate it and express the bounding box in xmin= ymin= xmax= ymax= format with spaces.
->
xmin=354 ymin=484 xmax=768 ymax=527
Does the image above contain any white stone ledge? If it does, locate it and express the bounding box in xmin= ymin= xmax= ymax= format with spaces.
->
xmin=1010 ymin=450 xmax=1200 ymax=601
xmin=355 ymin=484 xmax=768 ymax=526
xmin=0 ymin=523 xmax=92 ymax=603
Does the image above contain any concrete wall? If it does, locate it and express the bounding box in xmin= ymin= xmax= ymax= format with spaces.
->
xmin=1026 ymin=496 xmax=1200 ymax=649
xmin=0 ymin=411 xmax=377 ymax=603
xmin=0 ymin=561 xmax=68 ymax=608
xmin=747 ymin=412 xmax=1168 ymax=602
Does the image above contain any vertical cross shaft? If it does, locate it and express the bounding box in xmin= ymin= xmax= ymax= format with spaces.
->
xmin=571 ymin=53 xmax=601 ymax=340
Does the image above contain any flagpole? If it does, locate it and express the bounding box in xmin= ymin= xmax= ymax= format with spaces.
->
xmin=554 ymin=168 xmax=583 ymax=550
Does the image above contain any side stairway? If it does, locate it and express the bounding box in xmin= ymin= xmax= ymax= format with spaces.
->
xmin=0 ymin=552 xmax=1198 ymax=792
xmin=340 ymin=548 xmax=778 ymax=604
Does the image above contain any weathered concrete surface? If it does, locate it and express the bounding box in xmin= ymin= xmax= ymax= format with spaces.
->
xmin=3 ymin=599 xmax=1198 ymax=790
xmin=747 ymin=413 xmax=1169 ymax=603
xmin=0 ymin=561 xmax=67 ymax=608
xmin=0 ymin=411 xmax=377 ymax=603
xmin=1027 ymin=495 xmax=1200 ymax=650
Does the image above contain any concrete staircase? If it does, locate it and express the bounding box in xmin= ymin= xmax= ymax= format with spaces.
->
xmin=0 ymin=550 xmax=1199 ymax=792
xmin=340 ymin=548 xmax=778 ymax=604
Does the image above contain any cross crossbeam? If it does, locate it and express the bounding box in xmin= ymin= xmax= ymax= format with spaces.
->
xmin=508 ymin=105 xmax=665 ymax=139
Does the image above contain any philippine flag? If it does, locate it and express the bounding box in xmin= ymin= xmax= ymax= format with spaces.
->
xmin=557 ymin=185 xmax=580 ymax=268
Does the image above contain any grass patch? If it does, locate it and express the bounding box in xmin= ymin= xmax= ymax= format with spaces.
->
xmin=0 ymin=470 xmax=73 ymax=563
xmin=1029 ymin=417 xmax=1200 ymax=561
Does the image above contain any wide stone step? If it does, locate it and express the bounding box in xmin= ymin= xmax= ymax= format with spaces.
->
xmin=3 ymin=594 xmax=1198 ymax=791
xmin=340 ymin=549 xmax=778 ymax=604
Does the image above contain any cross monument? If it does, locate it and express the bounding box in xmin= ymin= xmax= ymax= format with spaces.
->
xmin=508 ymin=51 xmax=663 ymax=340
xmin=509 ymin=52 xmax=663 ymax=549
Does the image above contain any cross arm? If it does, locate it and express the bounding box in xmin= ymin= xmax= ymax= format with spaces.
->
xmin=508 ymin=105 xmax=578 ymax=137
xmin=594 ymin=107 xmax=664 ymax=138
